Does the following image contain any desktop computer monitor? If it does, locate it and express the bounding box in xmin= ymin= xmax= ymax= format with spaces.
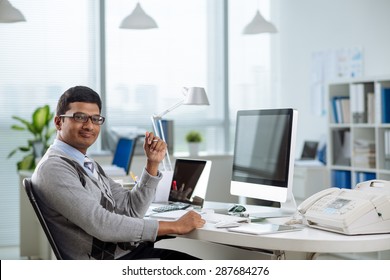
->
xmin=230 ymin=108 xmax=298 ymax=211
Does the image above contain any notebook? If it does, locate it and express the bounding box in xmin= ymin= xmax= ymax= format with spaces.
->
xmin=152 ymin=158 xmax=212 ymax=211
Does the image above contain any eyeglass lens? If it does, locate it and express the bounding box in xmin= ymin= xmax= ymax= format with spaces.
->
xmin=74 ymin=113 xmax=105 ymax=125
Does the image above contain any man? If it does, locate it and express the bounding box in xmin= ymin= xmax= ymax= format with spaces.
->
xmin=32 ymin=86 xmax=205 ymax=260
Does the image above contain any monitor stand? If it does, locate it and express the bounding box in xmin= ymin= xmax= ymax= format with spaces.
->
xmin=243 ymin=191 xmax=298 ymax=221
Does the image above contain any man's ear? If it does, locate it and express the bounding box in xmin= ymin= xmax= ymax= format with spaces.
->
xmin=54 ymin=116 xmax=62 ymax=130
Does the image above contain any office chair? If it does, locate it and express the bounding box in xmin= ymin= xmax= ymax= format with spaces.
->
xmin=112 ymin=137 xmax=137 ymax=174
xmin=23 ymin=178 xmax=63 ymax=260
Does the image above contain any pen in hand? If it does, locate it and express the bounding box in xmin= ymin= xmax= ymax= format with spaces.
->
xmin=130 ymin=171 xmax=138 ymax=184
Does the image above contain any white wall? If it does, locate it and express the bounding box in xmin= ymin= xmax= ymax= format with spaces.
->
xmin=274 ymin=0 xmax=390 ymax=156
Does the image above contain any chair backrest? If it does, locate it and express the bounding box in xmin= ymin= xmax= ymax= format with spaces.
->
xmin=23 ymin=178 xmax=63 ymax=260
xmin=112 ymin=137 xmax=137 ymax=174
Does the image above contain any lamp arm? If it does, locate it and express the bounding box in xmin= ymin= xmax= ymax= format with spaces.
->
xmin=154 ymin=99 xmax=184 ymax=118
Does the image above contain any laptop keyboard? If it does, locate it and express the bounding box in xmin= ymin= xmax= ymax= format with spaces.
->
xmin=152 ymin=203 xmax=191 ymax=213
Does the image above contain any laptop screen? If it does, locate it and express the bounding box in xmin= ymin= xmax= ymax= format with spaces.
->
xmin=169 ymin=159 xmax=207 ymax=204
xmin=300 ymin=141 xmax=319 ymax=160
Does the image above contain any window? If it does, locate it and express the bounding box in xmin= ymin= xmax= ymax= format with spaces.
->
xmin=104 ymin=0 xmax=225 ymax=154
xmin=0 ymin=0 xmax=98 ymax=246
xmin=0 ymin=0 xmax=273 ymax=248
xmin=228 ymin=0 xmax=275 ymax=150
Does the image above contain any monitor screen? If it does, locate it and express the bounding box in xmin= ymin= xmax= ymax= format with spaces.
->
xmin=230 ymin=108 xmax=297 ymax=203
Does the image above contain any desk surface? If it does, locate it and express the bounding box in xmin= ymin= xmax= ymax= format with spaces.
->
xmin=165 ymin=202 xmax=390 ymax=255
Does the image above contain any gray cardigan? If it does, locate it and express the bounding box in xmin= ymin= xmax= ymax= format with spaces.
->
xmin=31 ymin=146 xmax=161 ymax=259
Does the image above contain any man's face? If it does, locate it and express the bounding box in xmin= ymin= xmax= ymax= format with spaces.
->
xmin=54 ymin=102 xmax=101 ymax=154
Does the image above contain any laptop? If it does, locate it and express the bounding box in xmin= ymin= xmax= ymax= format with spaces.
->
xmin=152 ymin=158 xmax=212 ymax=212
xmin=300 ymin=141 xmax=319 ymax=160
xmin=295 ymin=141 xmax=323 ymax=166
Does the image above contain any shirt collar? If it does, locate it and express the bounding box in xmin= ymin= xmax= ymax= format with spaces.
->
xmin=52 ymin=139 xmax=86 ymax=167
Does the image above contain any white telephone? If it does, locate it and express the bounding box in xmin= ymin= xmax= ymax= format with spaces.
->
xmin=297 ymin=180 xmax=390 ymax=235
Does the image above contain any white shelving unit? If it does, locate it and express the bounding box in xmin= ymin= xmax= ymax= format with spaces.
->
xmin=326 ymin=76 xmax=390 ymax=260
xmin=327 ymin=76 xmax=390 ymax=188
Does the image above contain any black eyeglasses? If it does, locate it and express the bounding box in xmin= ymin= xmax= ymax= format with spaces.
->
xmin=60 ymin=112 xmax=105 ymax=125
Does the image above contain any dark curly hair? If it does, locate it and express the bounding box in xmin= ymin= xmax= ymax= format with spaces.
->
xmin=56 ymin=86 xmax=102 ymax=116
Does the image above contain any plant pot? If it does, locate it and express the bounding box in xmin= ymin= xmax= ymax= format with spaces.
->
xmin=188 ymin=143 xmax=200 ymax=157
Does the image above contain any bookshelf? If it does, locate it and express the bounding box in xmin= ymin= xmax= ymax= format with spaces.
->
xmin=327 ymin=76 xmax=390 ymax=189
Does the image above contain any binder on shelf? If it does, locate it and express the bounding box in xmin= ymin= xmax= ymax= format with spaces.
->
xmin=381 ymin=87 xmax=390 ymax=123
xmin=350 ymin=83 xmax=366 ymax=123
xmin=331 ymin=170 xmax=352 ymax=189
xmin=331 ymin=96 xmax=339 ymax=123
xmin=134 ymin=120 xmax=174 ymax=155
xmin=367 ymin=92 xmax=375 ymax=124
xmin=331 ymin=96 xmax=349 ymax=123
xmin=355 ymin=172 xmax=376 ymax=184
xmin=340 ymin=98 xmax=351 ymax=123
xmin=332 ymin=129 xmax=351 ymax=166
xmin=384 ymin=129 xmax=390 ymax=169
xmin=161 ymin=119 xmax=174 ymax=154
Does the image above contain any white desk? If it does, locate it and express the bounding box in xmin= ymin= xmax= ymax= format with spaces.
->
xmin=154 ymin=202 xmax=390 ymax=260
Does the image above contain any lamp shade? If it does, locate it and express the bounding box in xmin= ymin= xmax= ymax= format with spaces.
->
xmin=0 ymin=0 xmax=26 ymax=23
xmin=183 ymin=87 xmax=210 ymax=105
xmin=119 ymin=2 xmax=158 ymax=30
xmin=242 ymin=10 xmax=277 ymax=34
xmin=152 ymin=86 xmax=209 ymax=171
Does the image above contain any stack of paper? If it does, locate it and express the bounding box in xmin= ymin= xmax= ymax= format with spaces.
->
xmin=353 ymin=139 xmax=375 ymax=168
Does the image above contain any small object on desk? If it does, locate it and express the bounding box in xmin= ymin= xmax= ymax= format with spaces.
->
xmin=227 ymin=223 xmax=302 ymax=235
xmin=228 ymin=204 xmax=246 ymax=214
xmin=285 ymin=218 xmax=303 ymax=225
xmin=215 ymin=221 xmax=241 ymax=228
xmin=152 ymin=203 xmax=190 ymax=213
xmin=149 ymin=209 xmax=189 ymax=220
xmin=202 ymin=212 xmax=249 ymax=224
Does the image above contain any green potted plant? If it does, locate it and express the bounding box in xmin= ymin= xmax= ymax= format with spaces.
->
xmin=185 ymin=130 xmax=202 ymax=156
xmin=8 ymin=105 xmax=56 ymax=170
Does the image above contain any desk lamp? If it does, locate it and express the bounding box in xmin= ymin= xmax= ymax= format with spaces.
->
xmin=151 ymin=87 xmax=210 ymax=171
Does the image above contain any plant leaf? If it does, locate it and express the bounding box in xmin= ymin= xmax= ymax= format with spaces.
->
xmin=17 ymin=154 xmax=35 ymax=170
xmin=12 ymin=116 xmax=31 ymax=128
xmin=20 ymin=146 xmax=31 ymax=152
xmin=33 ymin=105 xmax=50 ymax=135
xmin=7 ymin=149 xmax=18 ymax=158
xmin=10 ymin=125 xmax=26 ymax=131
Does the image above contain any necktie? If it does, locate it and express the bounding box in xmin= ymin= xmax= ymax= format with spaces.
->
xmin=84 ymin=156 xmax=97 ymax=178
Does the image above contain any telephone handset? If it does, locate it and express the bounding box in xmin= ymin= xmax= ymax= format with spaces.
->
xmin=355 ymin=179 xmax=390 ymax=191
xmin=297 ymin=180 xmax=390 ymax=235
xmin=297 ymin=187 xmax=342 ymax=214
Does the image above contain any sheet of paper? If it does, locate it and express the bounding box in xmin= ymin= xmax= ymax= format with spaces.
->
xmin=227 ymin=223 xmax=302 ymax=235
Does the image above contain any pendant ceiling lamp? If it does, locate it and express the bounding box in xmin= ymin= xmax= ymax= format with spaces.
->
xmin=0 ymin=0 xmax=26 ymax=23
xmin=242 ymin=9 xmax=277 ymax=34
xmin=119 ymin=2 xmax=158 ymax=30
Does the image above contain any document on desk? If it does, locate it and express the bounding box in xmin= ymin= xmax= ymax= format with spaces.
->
xmin=148 ymin=210 xmax=189 ymax=220
xmin=148 ymin=210 xmax=249 ymax=223
xmin=201 ymin=212 xmax=249 ymax=224
xmin=227 ymin=223 xmax=302 ymax=235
